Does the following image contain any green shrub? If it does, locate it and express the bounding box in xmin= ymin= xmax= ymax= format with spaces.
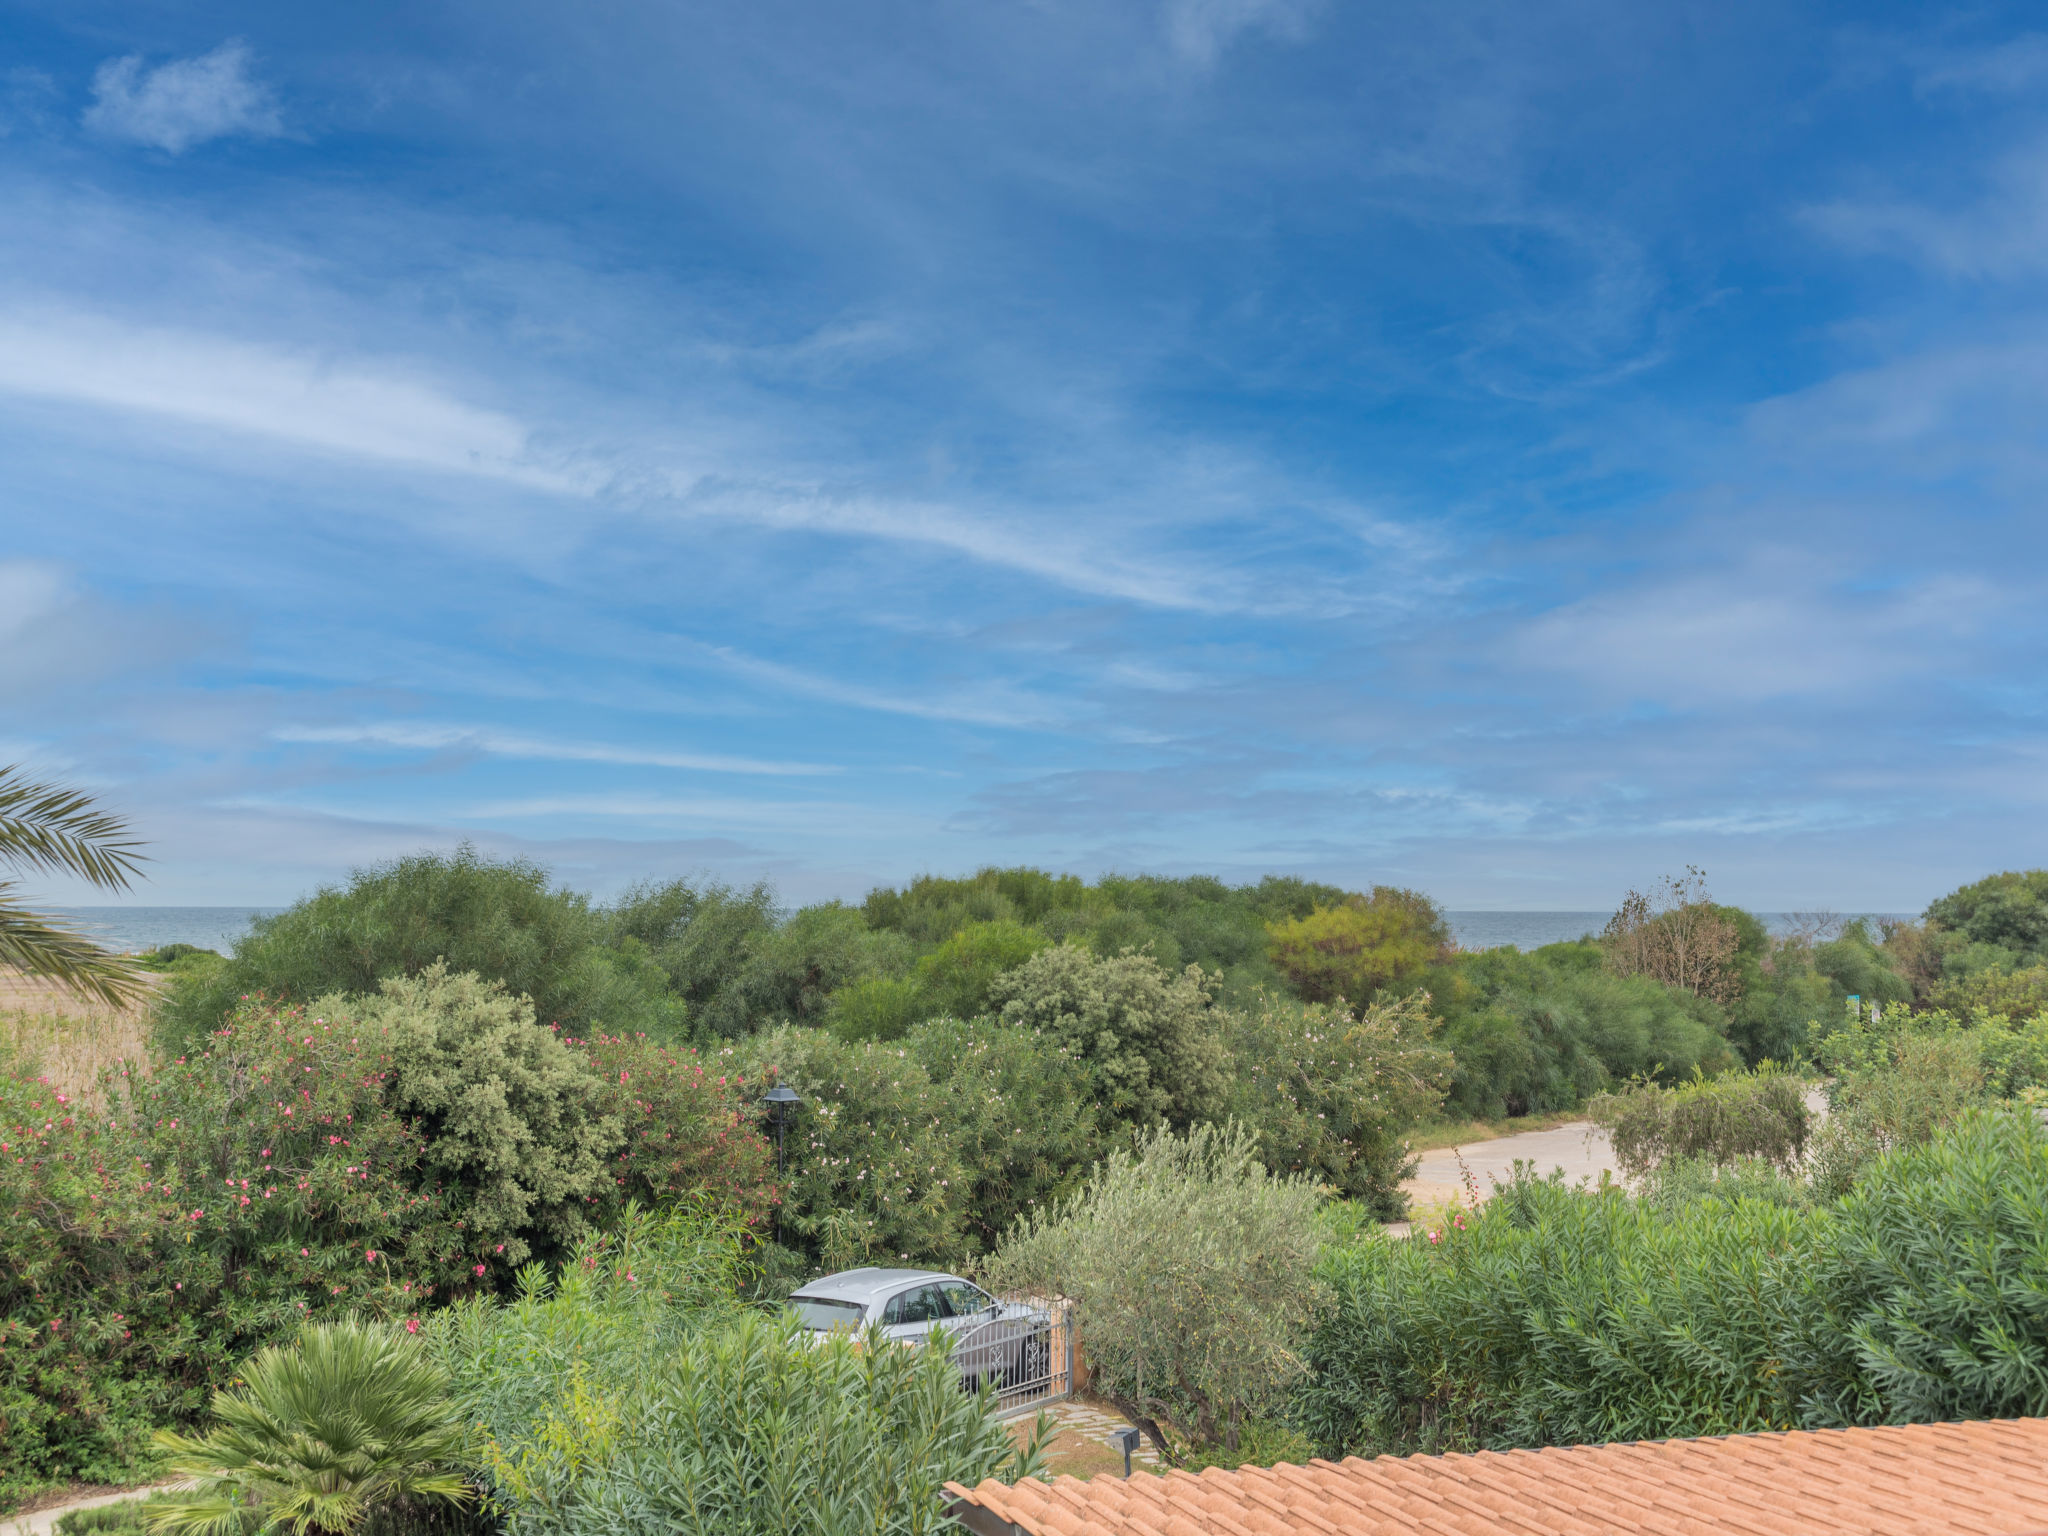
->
xmin=987 ymin=945 xmax=1227 ymax=1129
xmin=1264 ymin=889 xmax=1449 ymax=1007
xmin=1929 ymin=965 xmax=2048 ymax=1019
xmin=1432 ymin=944 xmax=1735 ymax=1118
xmin=743 ymin=1027 xmax=968 ymax=1269
xmin=155 ymin=848 xmax=682 ymax=1052
xmin=1809 ymin=1026 xmax=1991 ymax=1199
xmin=1816 ymin=1108 xmax=2048 ymax=1425
xmin=148 ymin=1320 xmax=473 ymax=1536
xmin=912 ymin=919 xmax=1048 ymax=1021
xmin=1219 ymin=992 xmax=1450 ymax=1220
xmin=433 ymin=1208 xmax=1035 ymax=1536
xmin=690 ymin=904 xmax=913 ymax=1039
xmin=1590 ymin=1069 xmax=1810 ymax=1180
xmin=57 ymin=1495 xmax=186 ymax=1536
xmin=1294 ymin=1169 xmax=1826 ymax=1458
xmin=986 ymin=1121 xmax=1322 ymax=1458
xmin=1640 ymin=1155 xmax=1811 ymax=1212
xmin=1924 ymin=870 xmax=2048 ymax=967
xmin=825 ymin=975 xmax=928 ymax=1043
xmin=904 ymin=1017 xmax=1100 ymax=1254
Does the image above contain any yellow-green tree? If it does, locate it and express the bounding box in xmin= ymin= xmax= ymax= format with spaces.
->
xmin=1264 ymin=886 xmax=1450 ymax=1005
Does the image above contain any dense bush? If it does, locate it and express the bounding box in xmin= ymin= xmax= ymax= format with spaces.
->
xmin=0 ymin=984 xmax=769 ymax=1504
xmin=1218 ymin=993 xmax=1449 ymax=1219
xmin=744 ymin=1016 xmax=1094 ymax=1269
xmin=1263 ymin=888 xmax=1450 ymax=1006
xmin=1818 ymin=1110 xmax=2048 ymax=1425
xmin=1295 ymin=1109 xmax=2048 ymax=1460
xmin=156 ymin=849 xmax=682 ymax=1051
xmin=987 ymin=1121 xmax=1323 ymax=1459
xmin=1431 ymin=943 xmax=1734 ymax=1118
xmin=1296 ymin=1170 xmax=1823 ymax=1457
xmin=433 ymin=1208 xmax=1037 ymax=1536
xmin=1590 ymin=1069 xmax=1810 ymax=1180
xmin=987 ymin=944 xmax=1227 ymax=1129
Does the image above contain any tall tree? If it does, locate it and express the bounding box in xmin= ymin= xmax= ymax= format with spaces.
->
xmin=0 ymin=764 xmax=147 ymax=1006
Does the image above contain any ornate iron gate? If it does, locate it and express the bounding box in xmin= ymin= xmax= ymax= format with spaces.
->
xmin=945 ymin=1295 xmax=1075 ymax=1418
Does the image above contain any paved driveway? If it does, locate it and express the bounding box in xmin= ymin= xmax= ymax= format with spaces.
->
xmin=1401 ymin=1121 xmax=1618 ymax=1214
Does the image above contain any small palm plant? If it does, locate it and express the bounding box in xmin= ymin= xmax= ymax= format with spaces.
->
xmin=148 ymin=1321 xmax=475 ymax=1536
xmin=0 ymin=763 xmax=147 ymax=1005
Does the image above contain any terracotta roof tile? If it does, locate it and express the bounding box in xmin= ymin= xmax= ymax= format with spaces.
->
xmin=947 ymin=1418 xmax=2048 ymax=1536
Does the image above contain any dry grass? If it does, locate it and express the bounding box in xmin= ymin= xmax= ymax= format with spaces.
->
xmin=0 ymin=967 xmax=158 ymax=1109
xmin=1402 ymin=1108 xmax=1586 ymax=1153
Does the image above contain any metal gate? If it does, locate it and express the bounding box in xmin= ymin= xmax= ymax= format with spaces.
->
xmin=946 ymin=1294 xmax=1075 ymax=1418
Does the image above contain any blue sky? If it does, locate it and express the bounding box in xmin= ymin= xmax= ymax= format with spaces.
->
xmin=2 ymin=1 xmax=2045 ymax=911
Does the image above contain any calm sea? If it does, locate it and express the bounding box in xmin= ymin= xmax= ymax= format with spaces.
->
xmin=51 ymin=905 xmax=1916 ymax=956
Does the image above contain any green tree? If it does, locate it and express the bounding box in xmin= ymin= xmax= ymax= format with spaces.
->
xmin=987 ymin=944 xmax=1228 ymax=1129
xmin=1219 ymin=992 xmax=1450 ymax=1219
xmin=157 ymin=847 xmax=681 ymax=1050
xmin=912 ymin=918 xmax=1047 ymax=1020
xmin=1924 ymin=870 xmax=2048 ymax=965
xmin=1264 ymin=888 xmax=1449 ymax=1006
xmin=0 ymin=765 xmax=147 ymax=1007
xmin=148 ymin=1321 xmax=473 ymax=1536
xmin=986 ymin=1121 xmax=1323 ymax=1459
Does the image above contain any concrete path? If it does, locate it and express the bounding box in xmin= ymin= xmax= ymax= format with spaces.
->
xmin=1401 ymin=1121 xmax=1617 ymax=1216
xmin=3 ymin=1487 xmax=178 ymax=1536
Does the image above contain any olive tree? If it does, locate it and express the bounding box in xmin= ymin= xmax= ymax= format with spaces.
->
xmin=983 ymin=1121 xmax=1322 ymax=1460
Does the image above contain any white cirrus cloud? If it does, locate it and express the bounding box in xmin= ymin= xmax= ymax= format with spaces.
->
xmin=274 ymin=721 xmax=838 ymax=778
xmin=0 ymin=305 xmax=587 ymax=490
xmin=84 ymin=40 xmax=283 ymax=154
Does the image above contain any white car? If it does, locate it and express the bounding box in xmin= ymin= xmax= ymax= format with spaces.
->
xmin=786 ymin=1266 xmax=1051 ymax=1392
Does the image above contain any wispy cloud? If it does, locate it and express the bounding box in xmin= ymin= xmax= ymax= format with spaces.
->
xmin=0 ymin=306 xmax=586 ymax=489
xmin=84 ymin=41 xmax=283 ymax=154
xmin=1161 ymin=0 xmax=1322 ymax=68
xmin=274 ymin=721 xmax=838 ymax=777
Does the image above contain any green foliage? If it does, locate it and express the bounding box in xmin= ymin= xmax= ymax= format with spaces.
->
xmin=1812 ymin=920 xmax=1911 ymax=1008
xmin=1431 ymin=943 xmax=1735 ymax=1119
xmin=1818 ymin=1109 xmax=2048 ymax=1425
xmin=904 ymin=1017 xmax=1101 ymax=1255
xmin=1264 ymin=888 xmax=1449 ymax=1007
xmin=1218 ymin=993 xmax=1450 ymax=1220
xmin=1298 ymin=1110 xmax=2048 ymax=1458
xmin=912 ymin=919 xmax=1048 ymax=1021
xmin=432 ymin=1208 xmax=1038 ymax=1536
xmin=350 ymin=967 xmax=624 ymax=1266
xmin=745 ymin=1026 xmax=967 ymax=1269
xmin=156 ymin=849 xmax=682 ymax=1052
xmin=1808 ymin=1024 xmax=1995 ymax=1199
xmin=148 ymin=1320 xmax=472 ymax=1536
xmin=824 ymin=975 xmax=927 ymax=1043
xmin=1590 ymin=1069 xmax=1811 ymax=1180
xmin=988 ymin=944 xmax=1227 ymax=1130
xmin=987 ymin=1121 xmax=1323 ymax=1458
xmin=1930 ymin=964 xmax=2048 ymax=1019
xmin=0 ymin=990 xmax=768 ymax=1502
xmin=1295 ymin=1170 xmax=1825 ymax=1458
xmin=1924 ymin=869 xmax=2048 ymax=966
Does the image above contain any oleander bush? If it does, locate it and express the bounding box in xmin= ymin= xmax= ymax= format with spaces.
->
xmin=432 ymin=1208 xmax=1039 ymax=1536
xmin=1293 ymin=1109 xmax=2048 ymax=1459
xmin=0 ymin=981 xmax=769 ymax=1506
xmin=1218 ymin=992 xmax=1450 ymax=1220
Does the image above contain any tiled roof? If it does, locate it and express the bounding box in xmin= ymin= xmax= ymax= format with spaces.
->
xmin=946 ymin=1417 xmax=2048 ymax=1536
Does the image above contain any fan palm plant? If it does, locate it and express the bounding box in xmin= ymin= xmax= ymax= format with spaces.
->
xmin=148 ymin=1321 xmax=476 ymax=1536
xmin=0 ymin=763 xmax=148 ymax=1005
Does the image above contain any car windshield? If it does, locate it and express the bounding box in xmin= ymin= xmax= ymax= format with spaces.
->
xmin=788 ymin=1296 xmax=866 ymax=1332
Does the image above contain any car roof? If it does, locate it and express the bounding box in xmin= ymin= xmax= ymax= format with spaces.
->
xmin=789 ymin=1267 xmax=970 ymax=1304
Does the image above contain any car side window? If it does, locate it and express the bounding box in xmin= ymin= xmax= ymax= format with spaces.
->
xmin=885 ymin=1285 xmax=945 ymax=1325
xmin=939 ymin=1281 xmax=993 ymax=1318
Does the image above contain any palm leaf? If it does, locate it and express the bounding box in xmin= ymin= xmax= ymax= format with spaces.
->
xmin=0 ymin=885 xmax=150 ymax=1007
xmin=0 ymin=765 xmax=146 ymax=889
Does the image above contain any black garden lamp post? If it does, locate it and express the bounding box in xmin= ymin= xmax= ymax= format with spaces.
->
xmin=761 ymin=1082 xmax=803 ymax=1179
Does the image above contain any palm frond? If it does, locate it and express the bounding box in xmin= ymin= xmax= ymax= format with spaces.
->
xmin=0 ymin=764 xmax=146 ymax=890
xmin=0 ymin=886 xmax=151 ymax=1007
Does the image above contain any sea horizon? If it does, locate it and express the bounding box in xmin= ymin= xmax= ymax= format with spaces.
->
xmin=47 ymin=905 xmax=1919 ymax=957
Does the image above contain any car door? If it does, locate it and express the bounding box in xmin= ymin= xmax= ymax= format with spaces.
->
xmin=880 ymin=1282 xmax=947 ymax=1345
